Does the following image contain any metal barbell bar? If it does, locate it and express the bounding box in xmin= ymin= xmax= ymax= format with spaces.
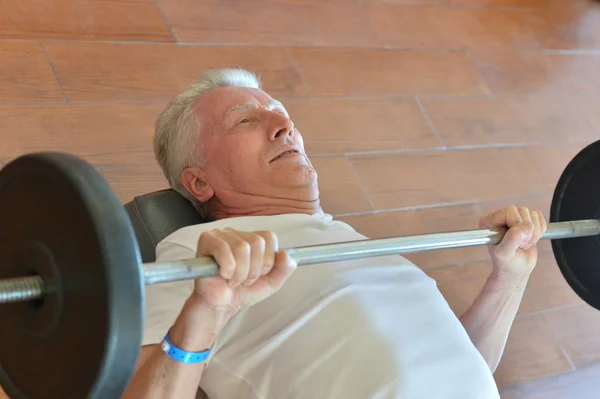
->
xmin=3 ymin=219 xmax=599 ymax=305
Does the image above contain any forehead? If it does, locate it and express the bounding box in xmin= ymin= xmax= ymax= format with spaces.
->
xmin=194 ymin=86 xmax=280 ymax=123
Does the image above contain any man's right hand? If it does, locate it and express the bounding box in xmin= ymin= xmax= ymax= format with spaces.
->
xmin=192 ymin=227 xmax=297 ymax=316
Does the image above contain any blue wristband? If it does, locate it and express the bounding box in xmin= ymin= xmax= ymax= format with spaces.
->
xmin=161 ymin=331 xmax=212 ymax=364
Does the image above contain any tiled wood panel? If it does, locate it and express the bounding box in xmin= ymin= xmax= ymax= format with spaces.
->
xmin=576 ymin=95 xmax=600 ymax=135
xmin=98 ymin=165 xmax=168 ymax=204
xmin=419 ymin=94 xmax=597 ymax=146
xmin=369 ymin=0 xmax=548 ymax=9
xmin=285 ymin=98 xmax=442 ymax=155
xmin=529 ymin=142 xmax=594 ymax=191
xmin=350 ymin=147 xmax=549 ymax=210
xmin=288 ymin=47 xmax=489 ymax=96
xmin=494 ymin=315 xmax=573 ymax=387
xmin=472 ymin=51 xmax=600 ymax=95
xmin=523 ymin=0 xmax=600 ymax=50
xmin=338 ymin=204 xmax=490 ymax=269
xmin=425 ymin=260 xmax=494 ymax=316
xmin=310 ymin=157 xmax=373 ymax=216
xmin=426 ymin=251 xmax=582 ymax=318
xmin=155 ymin=0 xmax=382 ymax=46
xmin=0 ymin=40 xmax=64 ymax=102
xmin=543 ymin=304 xmax=600 ymax=369
xmin=366 ymin=2 xmax=539 ymax=50
xmin=500 ymin=362 xmax=600 ymax=399
xmin=0 ymin=103 xmax=164 ymax=165
xmin=41 ymin=42 xmax=308 ymax=101
xmin=0 ymin=0 xmax=172 ymax=41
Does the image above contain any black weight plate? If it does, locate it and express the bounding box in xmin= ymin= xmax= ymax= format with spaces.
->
xmin=551 ymin=139 xmax=600 ymax=311
xmin=0 ymin=153 xmax=144 ymax=399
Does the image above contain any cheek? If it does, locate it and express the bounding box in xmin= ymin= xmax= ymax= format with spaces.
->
xmin=211 ymin=140 xmax=264 ymax=179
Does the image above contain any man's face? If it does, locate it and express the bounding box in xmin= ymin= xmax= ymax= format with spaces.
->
xmin=193 ymin=86 xmax=318 ymax=205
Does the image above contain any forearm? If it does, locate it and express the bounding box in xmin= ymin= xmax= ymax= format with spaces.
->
xmin=123 ymin=297 xmax=231 ymax=399
xmin=459 ymin=270 xmax=529 ymax=372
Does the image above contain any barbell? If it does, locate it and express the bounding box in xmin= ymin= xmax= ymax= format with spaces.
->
xmin=0 ymin=139 xmax=599 ymax=399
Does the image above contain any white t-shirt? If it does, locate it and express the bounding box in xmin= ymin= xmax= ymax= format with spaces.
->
xmin=143 ymin=211 xmax=500 ymax=399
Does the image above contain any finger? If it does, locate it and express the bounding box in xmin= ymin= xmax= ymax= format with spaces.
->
xmin=255 ymin=231 xmax=278 ymax=277
xmin=517 ymin=207 xmax=535 ymax=248
xmin=196 ymin=230 xmax=237 ymax=280
xmin=480 ymin=206 xmax=524 ymax=230
xmin=517 ymin=206 xmax=532 ymax=225
xmin=217 ymin=229 xmax=251 ymax=288
xmin=538 ymin=210 xmax=548 ymax=235
xmin=526 ymin=210 xmax=542 ymax=250
xmin=495 ymin=223 xmax=532 ymax=260
xmin=226 ymin=229 xmax=266 ymax=286
xmin=264 ymin=250 xmax=297 ymax=291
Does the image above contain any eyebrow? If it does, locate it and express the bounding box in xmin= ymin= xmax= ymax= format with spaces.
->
xmin=225 ymin=98 xmax=286 ymax=115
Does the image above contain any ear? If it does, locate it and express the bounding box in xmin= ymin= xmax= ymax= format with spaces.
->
xmin=180 ymin=167 xmax=214 ymax=203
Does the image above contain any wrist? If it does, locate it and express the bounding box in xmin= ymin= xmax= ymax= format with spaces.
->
xmin=168 ymin=297 xmax=231 ymax=352
xmin=488 ymin=268 xmax=531 ymax=292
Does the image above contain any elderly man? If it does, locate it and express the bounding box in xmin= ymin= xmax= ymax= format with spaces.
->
xmin=123 ymin=68 xmax=546 ymax=399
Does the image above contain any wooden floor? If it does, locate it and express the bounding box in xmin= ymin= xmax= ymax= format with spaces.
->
xmin=1 ymin=0 xmax=600 ymax=397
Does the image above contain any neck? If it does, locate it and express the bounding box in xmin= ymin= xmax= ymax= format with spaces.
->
xmin=209 ymin=190 xmax=322 ymax=220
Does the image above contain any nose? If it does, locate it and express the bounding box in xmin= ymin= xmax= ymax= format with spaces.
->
xmin=269 ymin=113 xmax=294 ymax=141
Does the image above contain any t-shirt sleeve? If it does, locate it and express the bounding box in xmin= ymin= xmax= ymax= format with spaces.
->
xmin=141 ymin=241 xmax=197 ymax=346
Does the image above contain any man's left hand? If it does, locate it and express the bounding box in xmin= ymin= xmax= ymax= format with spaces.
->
xmin=479 ymin=206 xmax=548 ymax=285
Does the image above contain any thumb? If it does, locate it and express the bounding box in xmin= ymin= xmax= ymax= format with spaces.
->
xmin=265 ymin=250 xmax=297 ymax=291
xmin=494 ymin=222 xmax=534 ymax=259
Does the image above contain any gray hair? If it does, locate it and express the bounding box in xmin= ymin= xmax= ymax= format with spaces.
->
xmin=153 ymin=68 xmax=262 ymax=219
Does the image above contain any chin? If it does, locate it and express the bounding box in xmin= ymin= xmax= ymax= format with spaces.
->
xmin=277 ymin=165 xmax=318 ymax=188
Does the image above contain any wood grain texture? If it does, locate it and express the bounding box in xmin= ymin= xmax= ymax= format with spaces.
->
xmin=310 ymin=156 xmax=373 ymax=215
xmin=0 ymin=103 xmax=164 ymax=165
xmin=472 ymin=50 xmax=600 ymax=95
xmin=543 ymin=304 xmax=600 ymax=369
xmin=425 ymin=260 xmax=493 ymax=315
xmin=349 ymin=147 xmax=549 ymax=210
xmin=500 ymin=362 xmax=600 ymax=399
xmin=98 ymin=164 xmax=169 ymax=204
xmin=419 ymin=94 xmax=597 ymax=146
xmin=367 ymin=2 xmax=539 ymax=50
xmin=285 ymin=98 xmax=442 ymax=155
xmin=0 ymin=0 xmax=172 ymax=41
xmin=529 ymin=142 xmax=594 ymax=192
xmin=156 ymin=0 xmax=381 ymax=46
xmin=494 ymin=315 xmax=573 ymax=387
xmin=523 ymin=0 xmax=600 ymax=50
xmin=0 ymin=40 xmax=63 ymax=102
xmin=288 ymin=47 xmax=489 ymax=96
xmin=41 ymin=42 xmax=308 ymax=101
xmin=368 ymin=0 xmax=548 ymax=9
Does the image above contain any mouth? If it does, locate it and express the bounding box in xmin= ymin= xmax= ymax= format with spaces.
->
xmin=271 ymin=149 xmax=301 ymax=162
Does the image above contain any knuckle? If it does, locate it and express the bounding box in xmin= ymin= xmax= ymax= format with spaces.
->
xmin=198 ymin=230 xmax=214 ymax=243
xmin=247 ymin=234 xmax=266 ymax=248
xmin=517 ymin=206 xmax=529 ymax=214
xmin=257 ymin=230 xmax=277 ymax=244
xmin=232 ymin=240 xmax=251 ymax=256
xmin=213 ymin=239 xmax=230 ymax=252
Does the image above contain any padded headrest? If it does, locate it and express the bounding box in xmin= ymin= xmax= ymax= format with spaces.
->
xmin=123 ymin=189 xmax=206 ymax=262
